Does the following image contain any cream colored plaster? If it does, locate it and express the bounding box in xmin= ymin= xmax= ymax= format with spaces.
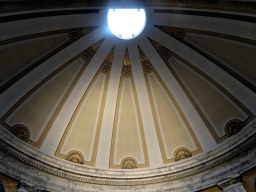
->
xmin=128 ymin=44 xmax=163 ymax=168
xmin=171 ymin=58 xmax=247 ymax=136
xmin=0 ymin=34 xmax=68 ymax=83
xmin=114 ymin=78 xmax=144 ymax=164
xmin=153 ymin=13 xmax=256 ymax=41
xmin=0 ymin=27 xmax=105 ymax=118
xmin=40 ymin=38 xmax=113 ymax=156
xmin=62 ymin=74 xmax=105 ymax=160
xmin=148 ymin=27 xmax=256 ymax=117
xmin=95 ymin=44 xmax=125 ymax=169
xmin=149 ymin=73 xmax=196 ymax=158
xmin=0 ymin=14 xmax=99 ymax=41
xmin=186 ymin=33 xmax=256 ymax=82
xmin=7 ymin=60 xmax=82 ymax=141
xmin=138 ymin=37 xmax=217 ymax=152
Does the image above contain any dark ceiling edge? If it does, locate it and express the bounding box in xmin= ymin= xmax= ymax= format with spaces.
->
xmin=154 ymin=9 xmax=256 ymax=23
xmin=0 ymin=9 xmax=99 ymax=23
xmin=0 ymin=0 xmax=256 ymax=14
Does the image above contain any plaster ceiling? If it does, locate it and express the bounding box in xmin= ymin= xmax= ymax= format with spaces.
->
xmin=0 ymin=5 xmax=256 ymax=171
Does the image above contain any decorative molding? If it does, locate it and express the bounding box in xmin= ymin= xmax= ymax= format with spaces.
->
xmin=0 ymin=132 xmax=255 ymax=186
xmin=217 ymin=175 xmax=242 ymax=189
xmin=123 ymin=66 xmax=131 ymax=76
xmin=155 ymin=26 xmax=186 ymax=40
xmin=10 ymin=124 xmax=30 ymax=142
xmin=121 ymin=157 xmax=138 ymax=169
xmin=1 ymin=1 xmax=256 ymax=13
xmin=225 ymin=119 xmax=243 ymax=137
xmin=148 ymin=37 xmax=255 ymax=144
xmin=174 ymin=147 xmax=192 ymax=162
xmin=66 ymin=151 xmax=84 ymax=164
xmin=101 ymin=46 xmax=115 ymax=73
xmin=82 ymin=50 xmax=93 ymax=62
xmin=69 ymin=27 xmax=97 ymax=40
xmin=138 ymin=46 xmax=152 ymax=73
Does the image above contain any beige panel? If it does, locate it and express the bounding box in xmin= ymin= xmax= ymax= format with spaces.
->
xmin=7 ymin=60 xmax=82 ymax=141
xmin=0 ymin=34 xmax=68 ymax=82
xmin=171 ymin=58 xmax=247 ymax=136
xmin=186 ymin=33 xmax=256 ymax=81
xmin=62 ymin=74 xmax=105 ymax=160
xmin=149 ymin=73 xmax=196 ymax=158
xmin=114 ymin=78 xmax=144 ymax=164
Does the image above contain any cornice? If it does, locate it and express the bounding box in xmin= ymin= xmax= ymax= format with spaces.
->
xmin=0 ymin=0 xmax=256 ymax=14
xmin=0 ymin=123 xmax=256 ymax=186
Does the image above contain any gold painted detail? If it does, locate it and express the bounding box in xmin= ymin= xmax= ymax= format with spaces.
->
xmin=174 ymin=148 xmax=192 ymax=161
xmin=82 ymin=50 xmax=92 ymax=62
xmin=69 ymin=27 xmax=97 ymax=40
xmin=138 ymin=46 xmax=152 ymax=73
xmin=160 ymin=48 xmax=172 ymax=60
xmin=144 ymin=61 xmax=152 ymax=73
xmin=225 ymin=119 xmax=243 ymax=137
xmin=66 ymin=151 xmax=84 ymax=164
xmin=155 ymin=26 xmax=186 ymax=39
xmin=121 ymin=157 xmax=138 ymax=169
xmin=138 ymin=46 xmax=148 ymax=63
xmin=101 ymin=46 xmax=115 ymax=73
xmin=1 ymin=39 xmax=104 ymax=149
xmin=91 ymin=39 xmax=105 ymax=52
xmin=123 ymin=48 xmax=131 ymax=66
xmin=10 ymin=124 xmax=30 ymax=142
xmin=123 ymin=65 xmax=131 ymax=76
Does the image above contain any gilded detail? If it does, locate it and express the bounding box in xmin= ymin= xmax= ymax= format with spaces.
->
xmin=66 ymin=151 xmax=84 ymax=164
xmin=160 ymin=48 xmax=171 ymax=59
xmin=174 ymin=148 xmax=192 ymax=161
xmin=123 ymin=66 xmax=131 ymax=76
xmin=10 ymin=124 xmax=30 ymax=142
xmin=121 ymin=157 xmax=138 ymax=169
xmin=225 ymin=119 xmax=243 ymax=137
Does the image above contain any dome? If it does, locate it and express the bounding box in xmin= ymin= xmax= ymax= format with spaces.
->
xmin=0 ymin=1 xmax=256 ymax=192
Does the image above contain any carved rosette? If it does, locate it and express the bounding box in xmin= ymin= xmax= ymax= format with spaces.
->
xmin=101 ymin=62 xmax=109 ymax=73
xmin=10 ymin=124 xmax=30 ymax=142
xmin=70 ymin=29 xmax=81 ymax=40
xmin=66 ymin=151 xmax=84 ymax=164
xmin=123 ymin=66 xmax=131 ymax=76
xmin=144 ymin=61 xmax=152 ymax=73
xmin=160 ymin=48 xmax=171 ymax=60
xmin=121 ymin=157 xmax=138 ymax=169
xmin=172 ymin=28 xmax=186 ymax=39
xmin=225 ymin=119 xmax=243 ymax=137
xmin=174 ymin=148 xmax=192 ymax=161
xmin=82 ymin=50 xmax=92 ymax=63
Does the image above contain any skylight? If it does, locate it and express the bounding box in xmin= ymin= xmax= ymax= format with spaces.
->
xmin=108 ymin=9 xmax=146 ymax=40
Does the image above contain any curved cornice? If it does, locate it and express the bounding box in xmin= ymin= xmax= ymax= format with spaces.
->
xmin=1 ymin=1 xmax=256 ymax=13
xmin=0 ymin=121 xmax=255 ymax=187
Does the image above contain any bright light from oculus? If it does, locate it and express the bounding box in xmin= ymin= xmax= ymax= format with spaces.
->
xmin=108 ymin=9 xmax=146 ymax=40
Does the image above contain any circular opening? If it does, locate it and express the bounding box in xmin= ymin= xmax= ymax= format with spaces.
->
xmin=108 ymin=9 xmax=146 ymax=40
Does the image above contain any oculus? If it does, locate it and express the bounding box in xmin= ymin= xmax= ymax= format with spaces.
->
xmin=108 ymin=9 xmax=146 ymax=40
